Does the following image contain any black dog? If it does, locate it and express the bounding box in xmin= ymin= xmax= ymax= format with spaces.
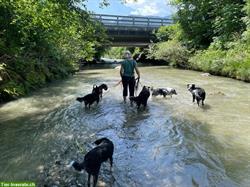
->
xmin=69 ymin=138 xmax=114 ymax=187
xmin=151 ymin=87 xmax=177 ymax=98
xmin=92 ymin=84 xmax=108 ymax=100
xmin=187 ymin=84 xmax=206 ymax=106
xmin=130 ymin=86 xmax=150 ymax=109
xmin=76 ymin=86 xmax=100 ymax=108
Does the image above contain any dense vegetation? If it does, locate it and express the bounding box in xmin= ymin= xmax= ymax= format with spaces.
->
xmin=148 ymin=0 xmax=250 ymax=82
xmin=103 ymin=47 xmax=127 ymax=59
xmin=0 ymin=0 xmax=107 ymax=102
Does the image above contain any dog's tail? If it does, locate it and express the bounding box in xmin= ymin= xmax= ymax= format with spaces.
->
xmin=76 ymin=97 xmax=85 ymax=102
xmin=94 ymin=138 xmax=110 ymax=145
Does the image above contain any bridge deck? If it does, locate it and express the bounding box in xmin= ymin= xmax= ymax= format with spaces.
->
xmin=91 ymin=14 xmax=172 ymax=29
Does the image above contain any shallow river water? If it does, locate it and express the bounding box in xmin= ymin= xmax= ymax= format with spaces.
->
xmin=0 ymin=66 xmax=249 ymax=187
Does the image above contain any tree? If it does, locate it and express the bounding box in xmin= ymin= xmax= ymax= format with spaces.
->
xmin=172 ymin=0 xmax=246 ymax=49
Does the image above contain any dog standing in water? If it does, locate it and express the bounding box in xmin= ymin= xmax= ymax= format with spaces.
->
xmin=130 ymin=86 xmax=150 ymax=109
xmin=187 ymin=84 xmax=206 ymax=106
xmin=92 ymin=83 xmax=108 ymax=100
xmin=151 ymin=87 xmax=177 ymax=98
xmin=76 ymin=86 xmax=100 ymax=108
xmin=69 ymin=138 xmax=114 ymax=187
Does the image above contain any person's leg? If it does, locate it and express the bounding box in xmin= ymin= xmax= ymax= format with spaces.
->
xmin=122 ymin=76 xmax=128 ymax=102
xmin=128 ymin=77 xmax=136 ymax=97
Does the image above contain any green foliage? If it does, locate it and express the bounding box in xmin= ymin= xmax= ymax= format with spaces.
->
xmin=0 ymin=0 xmax=108 ymax=102
xmin=147 ymin=40 xmax=190 ymax=68
xmin=189 ymin=44 xmax=250 ymax=82
xmin=172 ymin=0 xmax=246 ymax=49
xmin=104 ymin=47 xmax=127 ymax=59
xmin=147 ymin=0 xmax=250 ymax=82
xmin=154 ymin=24 xmax=183 ymax=42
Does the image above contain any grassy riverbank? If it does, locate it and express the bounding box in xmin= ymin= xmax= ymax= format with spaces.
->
xmin=146 ymin=0 xmax=250 ymax=82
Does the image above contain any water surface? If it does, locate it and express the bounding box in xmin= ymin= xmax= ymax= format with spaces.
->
xmin=0 ymin=66 xmax=249 ymax=187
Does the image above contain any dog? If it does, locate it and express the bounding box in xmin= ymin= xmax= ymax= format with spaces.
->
xmin=69 ymin=138 xmax=114 ymax=187
xmin=187 ymin=84 xmax=206 ymax=106
xmin=76 ymin=86 xmax=100 ymax=108
xmin=151 ymin=87 xmax=177 ymax=98
xmin=130 ymin=86 xmax=150 ymax=109
xmin=92 ymin=84 xmax=108 ymax=100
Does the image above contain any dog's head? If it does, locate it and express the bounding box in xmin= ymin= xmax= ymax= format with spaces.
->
xmin=67 ymin=161 xmax=85 ymax=172
xmin=100 ymin=84 xmax=108 ymax=91
xmin=171 ymin=89 xmax=177 ymax=95
xmin=92 ymin=85 xmax=100 ymax=94
xmin=187 ymin=84 xmax=195 ymax=91
xmin=142 ymin=86 xmax=150 ymax=92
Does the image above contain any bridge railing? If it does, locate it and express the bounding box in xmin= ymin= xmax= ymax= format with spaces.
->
xmin=90 ymin=14 xmax=172 ymax=29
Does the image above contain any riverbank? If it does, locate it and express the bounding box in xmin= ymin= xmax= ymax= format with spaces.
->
xmin=145 ymin=41 xmax=250 ymax=83
xmin=188 ymin=45 xmax=250 ymax=83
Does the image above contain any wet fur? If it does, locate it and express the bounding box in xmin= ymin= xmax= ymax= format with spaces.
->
xmin=70 ymin=138 xmax=114 ymax=187
xmin=76 ymin=86 xmax=100 ymax=108
xmin=151 ymin=87 xmax=177 ymax=98
xmin=130 ymin=86 xmax=150 ymax=109
xmin=187 ymin=84 xmax=206 ymax=106
xmin=92 ymin=84 xmax=108 ymax=100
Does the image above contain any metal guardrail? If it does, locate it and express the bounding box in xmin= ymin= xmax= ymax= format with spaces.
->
xmin=90 ymin=13 xmax=172 ymax=29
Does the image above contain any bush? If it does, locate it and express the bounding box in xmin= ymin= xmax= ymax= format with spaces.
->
xmin=147 ymin=40 xmax=190 ymax=68
xmin=104 ymin=47 xmax=127 ymax=59
xmin=189 ymin=44 xmax=250 ymax=82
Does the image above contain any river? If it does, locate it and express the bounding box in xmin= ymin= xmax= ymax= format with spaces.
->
xmin=0 ymin=66 xmax=249 ymax=187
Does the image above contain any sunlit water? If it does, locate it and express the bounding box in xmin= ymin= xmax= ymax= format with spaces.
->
xmin=0 ymin=66 xmax=249 ymax=187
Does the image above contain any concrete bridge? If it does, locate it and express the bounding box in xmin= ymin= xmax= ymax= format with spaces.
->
xmin=90 ymin=14 xmax=173 ymax=46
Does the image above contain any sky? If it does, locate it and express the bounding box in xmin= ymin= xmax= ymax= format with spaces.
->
xmin=85 ymin=0 xmax=176 ymax=17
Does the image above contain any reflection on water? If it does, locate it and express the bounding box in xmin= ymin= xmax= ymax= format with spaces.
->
xmin=0 ymin=66 xmax=249 ymax=187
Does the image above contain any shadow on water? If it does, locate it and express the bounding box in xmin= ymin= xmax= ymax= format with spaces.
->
xmin=201 ymin=104 xmax=212 ymax=111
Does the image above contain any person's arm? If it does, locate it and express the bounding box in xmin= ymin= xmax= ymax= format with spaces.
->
xmin=120 ymin=64 xmax=124 ymax=78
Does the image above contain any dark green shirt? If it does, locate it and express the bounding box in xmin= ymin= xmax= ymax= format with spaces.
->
xmin=121 ymin=60 xmax=136 ymax=77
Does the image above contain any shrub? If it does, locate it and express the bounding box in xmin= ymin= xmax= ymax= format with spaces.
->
xmin=147 ymin=40 xmax=190 ymax=68
xmin=189 ymin=44 xmax=250 ymax=82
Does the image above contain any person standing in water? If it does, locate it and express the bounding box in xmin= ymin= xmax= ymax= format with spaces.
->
xmin=120 ymin=50 xmax=140 ymax=103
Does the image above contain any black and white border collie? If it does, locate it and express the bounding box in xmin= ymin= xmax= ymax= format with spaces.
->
xmin=151 ymin=87 xmax=177 ymax=98
xmin=68 ymin=138 xmax=114 ymax=187
xmin=187 ymin=84 xmax=206 ymax=106
xmin=76 ymin=86 xmax=100 ymax=108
